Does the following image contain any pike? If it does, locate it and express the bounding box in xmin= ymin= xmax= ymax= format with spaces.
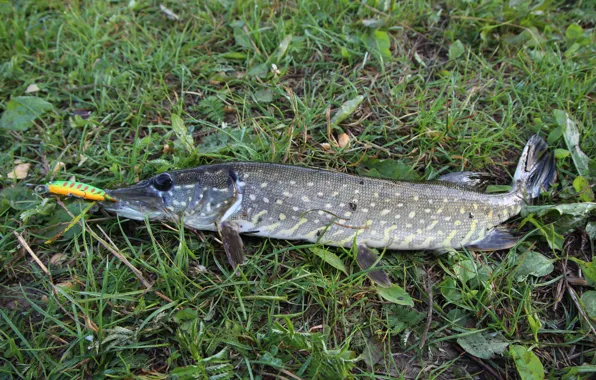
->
xmin=102 ymin=135 xmax=556 ymax=285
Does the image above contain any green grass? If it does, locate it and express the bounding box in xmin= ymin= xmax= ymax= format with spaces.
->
xmin=1 ymin=0 xmax=595 ymax=379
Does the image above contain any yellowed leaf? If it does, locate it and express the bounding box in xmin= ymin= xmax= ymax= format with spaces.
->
xmin=7 ymin=163 xmax=31 ymax=179
xmin=50 ymin=253 xmax=64 ymax=265
xmin=52 ymin=161 xmax=65 ymax=175
xmin=320 ymin=143 xmax=331 ymax=151
xmin=338 ymin=133 xmax=350 ymax=148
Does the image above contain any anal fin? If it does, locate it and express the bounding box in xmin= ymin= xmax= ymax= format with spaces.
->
xmin=466 ymin=228 xmax=519 ymax=251
xmin=439 ymin=171 xmax=491 ymax=191
xmin=220 ymin=221 xmax=246 ymax=270
xmin=356 ymin=244 xmax=392 ymax=287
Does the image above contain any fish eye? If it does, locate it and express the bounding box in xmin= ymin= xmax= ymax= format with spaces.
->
xmin=153 ymin=173 xmax=173 ymax=192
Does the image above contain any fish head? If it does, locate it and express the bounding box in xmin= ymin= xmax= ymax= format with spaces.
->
xmin=102 ymin=167 xmax=240 ymax=226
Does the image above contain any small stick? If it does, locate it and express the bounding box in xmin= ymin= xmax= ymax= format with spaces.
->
xmin=14 ymin=232 xmax=51 ymax=281
xmin=420 ymin=268 xmax=433 ymax=349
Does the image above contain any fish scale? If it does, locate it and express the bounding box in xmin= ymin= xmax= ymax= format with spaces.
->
xmin=211 ymin=162 xmax=520 ymax=250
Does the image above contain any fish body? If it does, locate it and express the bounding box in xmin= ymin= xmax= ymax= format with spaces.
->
xmin=104 ymin=136 xmax=556 ymax=254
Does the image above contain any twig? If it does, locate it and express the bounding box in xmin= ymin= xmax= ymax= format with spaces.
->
xmin=453 ymin=344 xmax=504 ymax=380
xmin=14 ymin=232 xmax=51 ymax=281
xmin=420 ymin=268 xmax=433 ymax=349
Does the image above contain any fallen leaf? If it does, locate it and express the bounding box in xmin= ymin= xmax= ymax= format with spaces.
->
xmin=554 ymin=110 xmax=591 ymax=178
xmin=0 ymin=96 xmax=53 ymax=131
xmin=330 ymin=95 xmax=364 ymax=127
xmin=338 ymin=133 xmax=350 ymax=148
xmin=52 ymin=161 xmax=65 ymax=175
xmin=320 ymin=143 xmax=331 ymax=151
xmin=457 ymin=331 xmax=509 ymax=359
xmin=509 ymin=345 xmax=545 ymax=380
xmin=25 ymin=84 xmax=40 ymax=93
xmin=50 ymin=253 xmax=64 ymax=265
xmin=377 ymin=285 xmax=414 ymax=306
xmin=7 ymin=163 xmax=31 ymax=179
xmin=159 ymin=4 xmax=180 ymax=21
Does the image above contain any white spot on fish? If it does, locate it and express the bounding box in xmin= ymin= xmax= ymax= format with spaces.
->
xmin=318 ymin=210 xmax=324 ymax=215
xmin=444 ymin=216 xmax=452 ymax=221
xmin=374 ymin=193 xmax=379 ymax=198
xmin=454 ymin=220 xmax=462 ymax=226
xmin=425 ymin=209 xmax=431 ymax=213
xmin=263 ymin=198 xmax=270 ymax=203
xmin=406 ymin=223 xmax=412 ymax=228
xmin=413 ymin=196 xmax=419 ymax=201
xmin=417 ymin=229 xmax=422 ymax=234
xmin=459 ymin=207 xmax=465 ymax=214
xmin=355 ymin=189 xmax=360 ymax=194
xmin=325 ymin=203 xmax=332 ymax=208
xmin=279 ymin=214 xmax=286 ymax=220
xmin=183 ymin=184 xmax=194 ymax=189
xmin=292 ymin=206 xmax=299 ymax=211
xmin=443 ymin=198 xmax=449 ymax=203
xmin=317 ymin=192 xmax=323 ymax=197
xmin=314 ymin=219 xmax=320 ymax=224
xmin=362 ymin=208 xmax=369 ymax=213
xmin=371 ymin=202 xmax=376 ymax=207
xmin=429 ymin=199 xmax=434 ymax=204
xmin=397 ymin=203 xmax=404 ymax=207
xmin=290 ymin=180 xmax=296 ymax=185
xmin=409 ymin=211 xmax=416 ymax=218
xmin=249 ymin=194 xmax=256 ymax=201
xmin=283 ymin=191 xmax=292 ymax=197
xmin=395 ymin=214 xmax=401 ymax=219
xmin=380 ymin=221 xmax=387 ymax=225
xmin=276 ymin=199 xmax=283 ymax=205
xmin=381 ymin=209 xmax=391 ymax=216
xmin=302 ymin=196 xmax=310 ymax=202
xmin=345 ymin=212 xmax=352 ymax=217
xmin=307 ymin=182 xmax=314 ymax=186
xmin=332 ymin=191 xmax=339 ymax=196
xmin=371 ymin=230 xmax=377 ymax=235
xmin=339 ymin=203 xmax=345 ymax=207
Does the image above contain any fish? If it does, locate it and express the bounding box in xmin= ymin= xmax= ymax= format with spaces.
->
xmin=103 ymin=135 xmax=556 ymax=284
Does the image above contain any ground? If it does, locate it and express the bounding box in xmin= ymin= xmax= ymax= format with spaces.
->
xmin=1 ymin=1 xmax=595 ymax=379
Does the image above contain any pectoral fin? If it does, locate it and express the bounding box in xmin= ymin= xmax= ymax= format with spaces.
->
xmin=439 ymin=171 xmax=491 ymax=191
xmin=220 ymin=221 xmax=246 ymax=269
xmin=356 ymin=244 xmax=392 ymax=287
xmin=466 ymin=227 xmax=519 ymax=251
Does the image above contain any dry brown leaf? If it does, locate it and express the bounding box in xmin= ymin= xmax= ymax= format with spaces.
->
xmin=338 ymin=133 xmax=350 ymax=148
xmin=7 ymin=163 xmax=31 ymax=179
xmin=52 ymin=162 xmax=65 ymax=175
xmin=320 ymin=143 xmax=331 ymax=151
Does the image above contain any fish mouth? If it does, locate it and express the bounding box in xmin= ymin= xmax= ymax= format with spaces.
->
xmin=102 ymin=182 xmax=166 ymax=221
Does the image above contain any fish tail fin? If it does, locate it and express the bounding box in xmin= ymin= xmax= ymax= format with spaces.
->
xmin=512 ymin=135 xmax=557 ymax=201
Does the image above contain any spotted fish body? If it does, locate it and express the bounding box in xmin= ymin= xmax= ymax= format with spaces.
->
xmin=104 ymin=136 xmax=556 ymax=253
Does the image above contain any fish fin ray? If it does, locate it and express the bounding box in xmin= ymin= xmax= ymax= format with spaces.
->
xmin=220 ymin=221 xmax=246 ymax=270
xmin=356 ymin=244 xmax=392 ymax=287
xmin=466 ymin=228 xmax=519 ymax=251
xmin=513 ymin=135 xmax=557 ymax=201
xmin=438 ymin=171 xmax=491 ymax=191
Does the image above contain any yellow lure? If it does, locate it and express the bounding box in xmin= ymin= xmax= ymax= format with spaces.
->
xmin=35 ymin=181 xmax=117 ymax=202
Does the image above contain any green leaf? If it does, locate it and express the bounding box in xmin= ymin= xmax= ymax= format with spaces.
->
xmin=0 ymin=96 xmax=53 ymax=131
xmin=523 ymin=203 xmax=596 ymax=218
xmin=509 ymin=345 xmax=545 ymax=380
xmin=440 ymin=277 xmax=463 ymax=305
xmin=514 ymin=251 xmax=554 ymax=282
xmin=377 ymin=285 xmax=414 ymax=306
xmin=573 ymin=176 xmax=594 ymax=202
xmin=547 ymin=126 xmax=563 ymax=144
xmin=457 ymin=331 xmax=509 ymax=359
xmin=449 ymin=40 xmax=465 ymax=60
xmin=330 ymin=95 xmax=364 ymax=127
xmin=276 ymin=34 xmax=292 ymax=60
xmin=568 ymin=257 xmax=596 ymax=287
xmin=566 ymin=24 xmax=583 ymax=41
xmin=358 ymin=158 xmax=419 ymax=181
xmin=171 ymin=114 xmax=194 ymax=153
xmin=581 ymin=291 xmax=596 ymax=320
xmin=385 ymin=305 xmax=425 ymax=334
xmin=310 ymin=247 xmax=347 ymax=275
xmin=372 ymin=30 xmax=391 ymax=60
xmin=586 ymin=222 xmax=596 ymax=241
xmin=555 ymin=110 xmax=591 ymax=178
xmin=233 ymin=27 xmax=251 ymax=49
xmin=554 ymin=148 xmax=570 ymax=159
xmin=254 ymin=88 xmax=273 ymax=103
xmin=220 ymin=52 xmax=247 ymax=60
xmin=453 ymin=258 xmax=477 ymax=285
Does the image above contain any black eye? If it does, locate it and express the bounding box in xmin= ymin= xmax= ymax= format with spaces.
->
xmin=153 ymin=173 xmax=173 ymax=192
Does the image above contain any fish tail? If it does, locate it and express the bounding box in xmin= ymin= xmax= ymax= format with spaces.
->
xmin=512 ymin=135 xmax=557 ymax=201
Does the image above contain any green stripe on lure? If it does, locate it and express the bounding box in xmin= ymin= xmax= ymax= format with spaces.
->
xmin=35 ymin=181 xmax=117 ymax=202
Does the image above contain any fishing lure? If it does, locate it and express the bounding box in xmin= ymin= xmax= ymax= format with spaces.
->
xmin=35 ymin=181 xmax=117 ymax=202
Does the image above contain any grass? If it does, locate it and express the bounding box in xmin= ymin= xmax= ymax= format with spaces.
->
xmin=1 ymin=0 xmax=595 ymax=378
